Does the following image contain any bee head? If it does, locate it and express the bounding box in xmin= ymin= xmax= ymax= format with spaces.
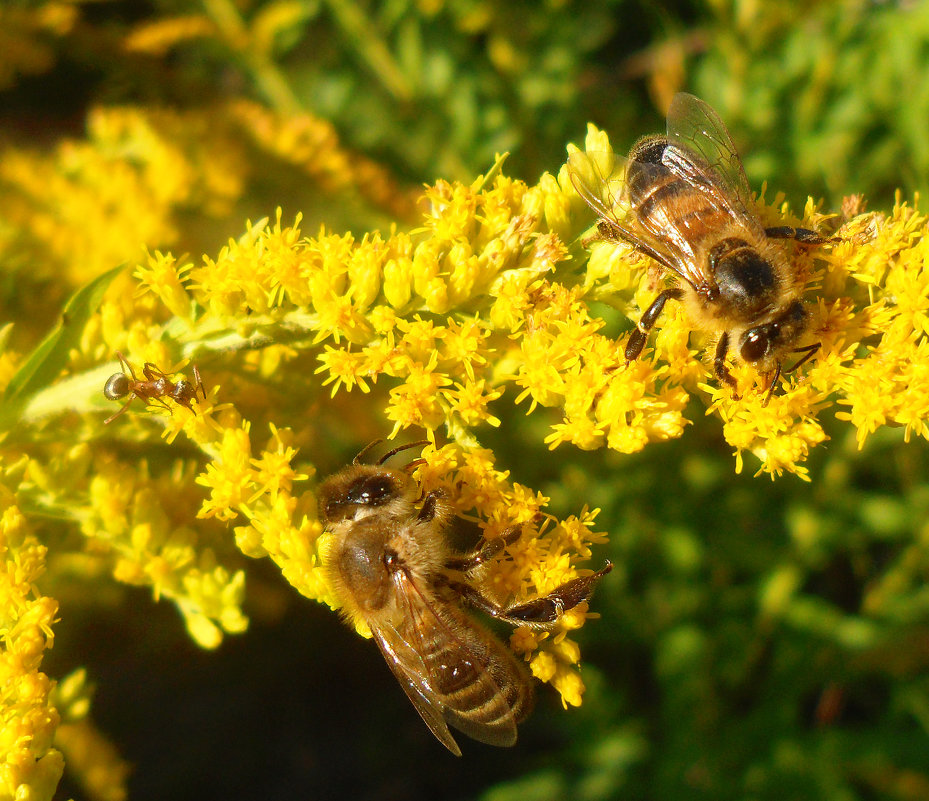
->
xmin=318 ymin=465 xmax=414 ymax=525
xmin=739 ymin=300 xmax=809 ymax=366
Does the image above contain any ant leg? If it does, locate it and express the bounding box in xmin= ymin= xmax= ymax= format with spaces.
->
xmin=445 ymin=524 xmax=523 ymax=573
xmin=104 ymin=397 xmax=134 ymax=425
xmin=192 ymin=365 xmax=206 ymax=399
xmin=146 ymin=396 xmax=174 ymax=413
xmin=446 ymin=562 xmax=612 ymax=631
xmin=141 ymin=362 xmax=171 ymax=382
xmin=625 ymin=287 xmax=684 ymax=362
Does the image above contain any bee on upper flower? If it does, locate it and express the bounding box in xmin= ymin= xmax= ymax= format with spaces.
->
xmin=570 ymin=92 xmax=834 ymax=404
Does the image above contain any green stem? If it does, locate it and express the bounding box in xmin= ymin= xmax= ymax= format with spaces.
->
xmin=321 ymin=0 xmax=414 ymax=103
xmin=203 ymin=0 xmax=303 ymax=115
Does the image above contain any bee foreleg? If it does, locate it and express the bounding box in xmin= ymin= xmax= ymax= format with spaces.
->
xmin=764 ymin=226 xmax=833 ymax=245
xmin=785 ymin=342 xmax=821 ymax=373
xmin=762 ymin=362 xmax=782 ymax=408
xmin=625 ymin=288 xmax=684 ymax=362
xmin=445 ymin=525 xmax=523 ymax=573
xmin=416 ymin=488 xmax=448 ymax=523
xmin=713 ymin=333 xmax=739 ymax=394
xmin=762 ymin=342 xmax=821 ymax=407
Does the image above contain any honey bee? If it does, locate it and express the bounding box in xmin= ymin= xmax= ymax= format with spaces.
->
xmin=103 ymin=351 xmax=205 ymax=424
xmin=319 ymin=441 xmax=612 ymax=755
xmin=569 ymin=92 xmax=831 ymax=403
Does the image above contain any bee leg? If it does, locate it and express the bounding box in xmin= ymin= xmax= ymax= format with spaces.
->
xmin=763 ymin=342 xmax=820 ymax=407
xmin=762 ymin=362 xmax=782 ymax=408
xmin=785 ymin=342 xmax=821 ymax=372
xmin=445 ymin=525 xmax=523 ymax=572
xmin=416 ymin=488 xmax=449 ymax=523
xmin=446 ymin=562 xmax=612 ymax=631
xmin=625 ymin=288 xmax=684 ymax=362
xmin=764 ymin=226 xmax=834 ymax=245
xmin=497 ymin=562 xmax=613 ymax=629
xmin=713 ymin=333 xmax=739 ymax=396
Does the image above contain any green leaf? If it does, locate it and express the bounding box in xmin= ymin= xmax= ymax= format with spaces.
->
xmin=471 ymin=152 xmax=509 ymax=193
xmin=3 ymin=264 xmax=126 ymax=404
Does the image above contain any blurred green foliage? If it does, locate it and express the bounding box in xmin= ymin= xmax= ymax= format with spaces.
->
xmin=483 ymin=411 xmax=929 ymax=800
xmin=5 ymin=1 xmax=929 ymax=800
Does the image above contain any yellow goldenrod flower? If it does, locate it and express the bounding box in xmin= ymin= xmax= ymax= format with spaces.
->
xmin=52 ymin=669 xmax=129 ymax=801
xmin=228 ymin=101 xmax=420 ymax=222
xmin=0 ymin=494 xmax=63 ymax=801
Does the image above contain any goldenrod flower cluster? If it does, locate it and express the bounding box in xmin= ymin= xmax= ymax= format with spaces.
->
xmin=74 ymin=121 xmax=925 ymax=697
xmin=0 ymin=484 xmax=62 ymax=801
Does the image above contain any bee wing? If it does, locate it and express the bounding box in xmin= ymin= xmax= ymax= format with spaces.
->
xmin=664 ymin=92 xmax=766 ymax=238
xmin=371 ymin=568 xmax=520 ymax=754
xmin=567 ymin=148 xmax=625 ymax=227
xmin=568 ymin=148 xmax=696 ymax=275
xmin=371 ymin=617 xmax=465 ymax=756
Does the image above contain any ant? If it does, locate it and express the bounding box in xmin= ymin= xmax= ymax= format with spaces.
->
xmin=103 ymin=351 xmax=206 ymax=425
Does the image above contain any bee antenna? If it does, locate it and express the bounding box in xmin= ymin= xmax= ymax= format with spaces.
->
xmin=376 ymin=439 xmax=430 ymax=465
xmin=353 ymin=439 xmax=384 ymax=465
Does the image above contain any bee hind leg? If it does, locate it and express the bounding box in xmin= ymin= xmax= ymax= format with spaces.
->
xmin=447 ymin=562 xmax=613 ymax=631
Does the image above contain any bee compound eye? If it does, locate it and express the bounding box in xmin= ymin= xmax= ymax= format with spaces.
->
xmin=740 ymin=329 xmax=770 ymax=364
xmin=346 ymin=475 xmax=395 ymax=507
xmin=324 ymin=499 xmax=340 ymax=520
